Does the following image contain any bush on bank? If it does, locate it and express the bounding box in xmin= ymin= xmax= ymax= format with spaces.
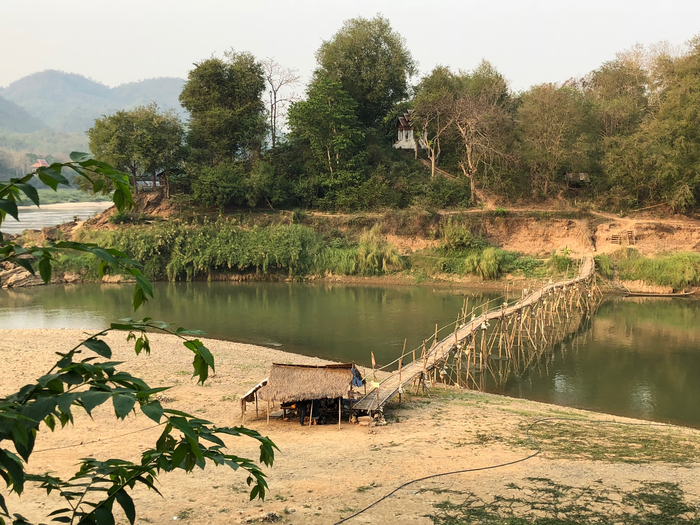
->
xmin=611 ymin=249 xmax=700 ymax=290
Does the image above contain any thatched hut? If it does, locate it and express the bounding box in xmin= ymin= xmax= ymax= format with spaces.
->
xmin=239 ymin=377 xmax=268 ymax=422
xmin=243 ymin=363 xmax=362 ymax=426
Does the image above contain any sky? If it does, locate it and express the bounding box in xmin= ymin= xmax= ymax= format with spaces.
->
xmin=1 ymin=0 xmax=699 ymax=92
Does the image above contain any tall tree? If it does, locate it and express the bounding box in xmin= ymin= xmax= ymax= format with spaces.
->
xmin=412 ymin=67 xmax=461 ymax=177
xmin=452 ymin=94 xmax=512 ymax=202
xmin=287 ymin=73 xmax=365 ymax=188
xmin=449 ymin=62 xmax=514 ymax=201
xmin=517 ymin=84 xmax=593 ymax=196
xmin=315 ymin=15 xmax=416 ymax=127
xmin=587 ymin=49 xmax=649 ymax=138
xmin=261 ymin=58 xmax=300 ymax=149
xmin=87 ymin=103 xmax=185 ymax=194
xmin=603 ymin=37 xmax=700 ymax=211
xmin=179 ymin=50 xmax=266 ymax=164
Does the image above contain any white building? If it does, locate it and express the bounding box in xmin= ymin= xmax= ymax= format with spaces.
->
xmin=393 ymin=111 xmax=427 ymax=154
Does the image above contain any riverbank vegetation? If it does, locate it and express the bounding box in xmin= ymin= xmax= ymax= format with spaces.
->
xmin=64 ymin=16 xmax=700 ymax=216
xmin=596 ymin=249 xmax=700 ymax=290
xmin=50 ymin=216 xmax=576 ymax=284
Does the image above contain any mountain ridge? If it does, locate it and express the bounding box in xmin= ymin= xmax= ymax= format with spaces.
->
xmin=0 ymin=70 xmax=186 ymax=134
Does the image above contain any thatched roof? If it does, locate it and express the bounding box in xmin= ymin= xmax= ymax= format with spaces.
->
xmin=241 ymin=378 xmax=268 ymax=403
xmin=258 ymin=363 xmax=360 ymax=404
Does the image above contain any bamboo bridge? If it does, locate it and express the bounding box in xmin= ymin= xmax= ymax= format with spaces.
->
xmin=354 ymin=256 xmax=598 ymax=412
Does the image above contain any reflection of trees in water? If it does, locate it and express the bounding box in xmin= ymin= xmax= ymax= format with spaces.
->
xmin=503 ymin=296 xmax=700 ymax=427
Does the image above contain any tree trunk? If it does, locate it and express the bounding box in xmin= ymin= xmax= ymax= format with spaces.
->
xmin=459 ymin=161 xmax=478 ymax=204
xmin=326 ymin=146 xmax=334 ymax=176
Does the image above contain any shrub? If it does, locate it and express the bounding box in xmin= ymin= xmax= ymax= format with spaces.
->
xmin=440 ymin=218 xmax=486 ymax=251
xmin=357 ymin=225 xmax=404 ymax=275
xmin=463 ymin=247 xmax=512 ymax=280
xmin=595 ymin=254 xmax=614 ymax=280
xmin=110 ymin=209 xmax=134 ymax=224
xmin=614 ymin=249 xmax=700 ymax=290
xmin=549 ymin=253 xmax=573 ymax=274
xmin=512 ymin=256 xmax=545 ymax=278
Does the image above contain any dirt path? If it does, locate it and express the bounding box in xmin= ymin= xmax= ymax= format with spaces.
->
xmin=2 ymin=329 xmax=699 ymax=524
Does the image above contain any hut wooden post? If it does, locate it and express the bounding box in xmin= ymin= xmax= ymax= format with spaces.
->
xmin=255 ymin=391 xmax=259 ymax=418
xmin=267 ymin=400 xmax=270 ymax=426
xmin=338 ymin=398 xmax=341 ymax=430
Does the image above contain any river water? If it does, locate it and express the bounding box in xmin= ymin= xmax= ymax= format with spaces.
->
xmin=1 ymin=282 xmax=699 ymax=427
xmin=3 ymin=202 xmax=112 ymax=234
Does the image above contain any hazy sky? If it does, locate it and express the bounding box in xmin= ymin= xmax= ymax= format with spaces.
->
xmin=1 ymin=0 xmax=698 ymax=92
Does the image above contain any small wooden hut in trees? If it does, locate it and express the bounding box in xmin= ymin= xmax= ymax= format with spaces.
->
xmin=242 ymin=363 xmax=362 ymax=427
xmin=393 ymin=111 xmax=426 ymax=156
xmin=564 ymin=172 xmax=590 ymax=186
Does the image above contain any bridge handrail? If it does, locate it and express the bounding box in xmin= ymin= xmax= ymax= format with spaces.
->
xmin=355 ymin=256 xmax=595 ymax=411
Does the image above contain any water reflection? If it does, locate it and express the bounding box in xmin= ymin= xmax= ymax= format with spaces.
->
xmin=503 ymin=296 xmax=700 ymax=427
xmin=1 ymin=284 xmax=699 ymax=427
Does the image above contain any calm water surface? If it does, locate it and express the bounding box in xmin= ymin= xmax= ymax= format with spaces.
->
xmin=3 ymin=202 xmax=112 ymax=234
xmin=1 ymin=282 xmax=699 ymax=427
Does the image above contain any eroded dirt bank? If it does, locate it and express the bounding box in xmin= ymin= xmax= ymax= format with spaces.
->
xmin=2 ymin=329 xmax=699 ymax=524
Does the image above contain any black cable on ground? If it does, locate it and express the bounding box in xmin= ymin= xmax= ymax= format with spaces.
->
xmin=332 ymin=417 xmax=678 ymax=525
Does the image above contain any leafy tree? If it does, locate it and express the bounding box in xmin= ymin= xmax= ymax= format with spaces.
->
xmin=444 ymin=63 xmax=514 ymax=202
xmin=315 ymin=15 xmax=416 ymax=127
xmin=412 ymin=67 xmax=461 ymax=177
xmin=180 ymin=51 xmax=267 ymax=164
xmin=0 ymin=154 xmax=276 ymax=524
xmin=587 ymin=49 xmax=649 ymax=138
xmin=191 ymin=160 xmax=283 ymax=212
xmin=517 ymin=83 xmax=593 ymax=196
xmin=191 ymin=161 xmax=246 ymax=212
xmin=287 ymin=73 xmax=365 ymax=190
xmin=600 ymin=37 xmax=700 ymax=212
xmin=86 ymin=103 xmax=185 ymax=194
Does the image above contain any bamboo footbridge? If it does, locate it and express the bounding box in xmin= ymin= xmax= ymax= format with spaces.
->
xmin=354 ymin=256 xmax=598 ymax=412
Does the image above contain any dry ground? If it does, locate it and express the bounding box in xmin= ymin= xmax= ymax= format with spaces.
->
xmin=2 ymin=329 xmax=700 ymax=525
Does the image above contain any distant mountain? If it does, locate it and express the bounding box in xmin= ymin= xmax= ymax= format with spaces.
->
xmin=0 ymin=95 xmax=46 ymax=133
xmin=0 ymin=70 xmax=186 ymax=134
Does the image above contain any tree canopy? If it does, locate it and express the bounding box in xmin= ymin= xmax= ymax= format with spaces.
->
xmin=179 ymin=50 xmax=267 ymax=164
xmin=315 ymin=15 xmax=416 ymax=127
xmin=87 ymin=103 xmax=185 ymax=194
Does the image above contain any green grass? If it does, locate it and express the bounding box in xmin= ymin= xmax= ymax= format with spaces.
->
xmin=59 ymin=219 xmax=406 ymax=281
xmin=612 ymin=249 xmax=700 ymax=290
xmin=521 ymin=419 xmax=700 ymax=464
xmin=427 ymin=478 xmax=700 ymax=525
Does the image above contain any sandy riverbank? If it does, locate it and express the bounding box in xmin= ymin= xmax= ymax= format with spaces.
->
xmin=2 ymin=329 xmax=700 ymax=524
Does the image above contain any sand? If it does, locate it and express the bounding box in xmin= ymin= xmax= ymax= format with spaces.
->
xmin=1 ymin=329 xmax=699 ymax=524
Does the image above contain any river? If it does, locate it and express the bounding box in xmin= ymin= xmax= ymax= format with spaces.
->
xmin=1 ymin=282 xmax=699 ymax=427
xmin=3 ymin=202 xmax=113 ymax=234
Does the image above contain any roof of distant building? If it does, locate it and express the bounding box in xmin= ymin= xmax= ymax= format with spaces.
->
xmin=30 ymin=159 xmax=49 ymax=168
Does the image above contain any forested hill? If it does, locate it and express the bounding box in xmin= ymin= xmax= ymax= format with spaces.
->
xmin=0 ymin=70 xmax=185 ymax=133
xmin=0 ymin=95 xmax=45 ymax=133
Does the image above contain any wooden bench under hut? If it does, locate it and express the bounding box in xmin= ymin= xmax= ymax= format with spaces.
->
xmin=245 ymin=363 xmax=363 ymax=428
